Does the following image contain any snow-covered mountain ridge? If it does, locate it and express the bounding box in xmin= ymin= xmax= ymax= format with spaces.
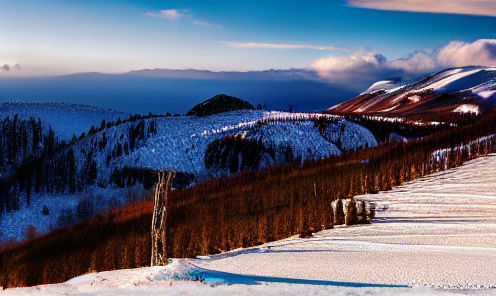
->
xmin=328 ymin=66 xmax=496 ymax=118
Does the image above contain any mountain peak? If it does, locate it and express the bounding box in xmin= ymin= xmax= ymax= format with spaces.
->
xmin=186 ymin=94 xmax=255 ymax=117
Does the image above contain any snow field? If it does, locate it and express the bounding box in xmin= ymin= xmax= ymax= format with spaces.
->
xmin=322 ymin=120 xmax=378 ymax=151
xmin=0 ymin=102 xmax=128 ymax=140
xmin=184 ymin=155 xmax=496 ymax=291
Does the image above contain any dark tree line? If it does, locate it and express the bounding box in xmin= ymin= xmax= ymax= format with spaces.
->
xmin=0 ymin=116 xmax=58 ymax=213
xmin=109 ymin=166 xmax=194 ymax=190
xmin=205 ymin=135 xmax=276 ymax=173
xmin=0 ymin=116 xmax=160 ymax=215
xmin=0 ymin=116 xmax=43 ymax=170
xmin=105 ymin=119 xmax=157 ymax=166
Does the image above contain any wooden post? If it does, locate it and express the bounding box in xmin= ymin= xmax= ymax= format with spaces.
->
xmin=151 ymin=171 xmax=174 ymax=266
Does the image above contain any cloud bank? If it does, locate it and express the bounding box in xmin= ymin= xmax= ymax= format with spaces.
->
xmin=348 ymin=0 xmax=496 ymax=17
xmin=221 ymin=42 xmax=351 ymax=51
xmin=311 ymin=39 xmax=496 ymax=84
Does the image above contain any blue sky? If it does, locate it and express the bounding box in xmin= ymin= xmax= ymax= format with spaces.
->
xmin=1 ymin=0 xmax=496 ymax=77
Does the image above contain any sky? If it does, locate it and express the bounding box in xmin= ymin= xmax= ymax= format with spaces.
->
xmin=1 ymin=0 xmax=496 ymax=78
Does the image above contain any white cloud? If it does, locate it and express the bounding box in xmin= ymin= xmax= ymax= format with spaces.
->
xmin=388 ymin=50 xmax=437 ymax=73
xmin=143 ymin=9 xmax=191 ymax=20
xmin=221 ymin=42 xmax=351 ymax=51
xmin=437 ymin=39 xmax=496 ymax=67
xmin=144 ymin=9 xmax=216 ymax=27
xmin=348 ymin=0 xmax=496 ymax=17
xmin=311 ymin=39 xmax=496 ymax=82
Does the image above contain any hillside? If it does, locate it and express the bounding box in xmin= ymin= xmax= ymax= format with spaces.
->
xmin=0 ymin=102 xmax=128 ymax=141
xmin=327 ymin=66 xmax=496 ymax=120
xmin=0 ymin=103 xmax=377 ymax=242
xmin=186 ymin=94 xmax=255 ymax=116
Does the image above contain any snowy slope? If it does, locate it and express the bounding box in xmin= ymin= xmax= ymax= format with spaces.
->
xmin=322 ymin=120 xmax=378 ymax=151
xmin=6 ymin=155 xmax=496 ymax=295
xmin=0 ymin=102 xmax=129 ymax=140
xmin=69 ymin=110 xmax=377 ymax=183
xmin=133 ymin=110 xmax=263 ymax=175
xmin=328 ymin=66 xmax=496 ymax=117
xmin=363 ymin=79 xmax=402 ymax=94
xmin=247 ymin=122 xmax=342 ymax=165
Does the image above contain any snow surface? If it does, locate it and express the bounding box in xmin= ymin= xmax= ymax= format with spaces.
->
xmin=0 ymin=102 xmax=128 ymax=140
xmin=453 ymin=104 xmax=480 ymax=114
xmin=247 ymin=122 xmax=342 ymax=165
xmin=323 ymin=120 xmax=378 ymax=151
xmin=5 ymin=155 xmax=496 ymax=295
xmin=364 ymin=80 xmax=402 ymax=94
xmin=414 ymin=67 xmax=495 ymax=94
xmin=132 ymin=110 xmax=264 ymax=175
xmin=477 ymin=90 xmax=496 ymax=99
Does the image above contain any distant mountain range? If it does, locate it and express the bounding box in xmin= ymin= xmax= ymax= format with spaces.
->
xmin=327 ymin=66 xmax=496 ymax=120
xmin=0 ymin=69 xmax=358 ymax=115
xmin=125 ymin=68 xmax=322 ymax=81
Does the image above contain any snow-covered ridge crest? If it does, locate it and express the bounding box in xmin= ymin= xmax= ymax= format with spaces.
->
xmin=328 ymin=66 xmax=496 ymax=117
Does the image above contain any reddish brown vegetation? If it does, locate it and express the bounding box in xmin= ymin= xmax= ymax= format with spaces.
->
xmin=0 ymin=201 xmax=153 ymax=288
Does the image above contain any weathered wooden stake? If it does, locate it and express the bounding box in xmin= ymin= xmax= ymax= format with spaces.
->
xmin=151 ymin=170 xmax=174 ymax=266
